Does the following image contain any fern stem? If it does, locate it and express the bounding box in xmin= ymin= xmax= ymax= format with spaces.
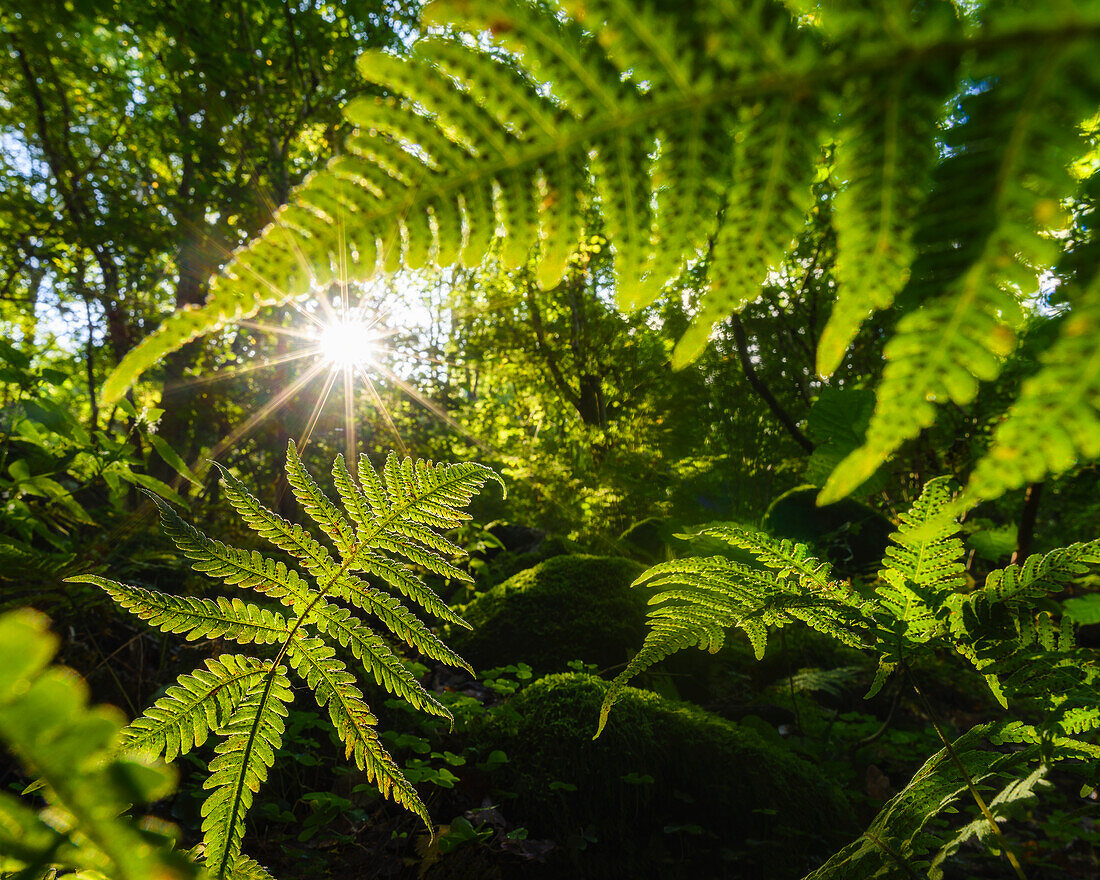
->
xmin=862 ymin=830 xmax=924 ymax=880
xmin=904 ymin=668 xmax=1028 ymax=880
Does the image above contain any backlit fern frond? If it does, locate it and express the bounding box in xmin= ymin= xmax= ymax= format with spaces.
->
xmin=819 ymin=13 xmax=960 ymax=375
xmin=963 ymin=268 xmax=1100 ymax=504
xmin=67 ymin=442 xmax=500 ymax=879
xmin=875 ymin=478 xmax=964 ymax=639
xmin=606 ymin=475 xmax=1100 ymax=871
xmin=945 ymin=541 xmax=1100 ymax=706
xmin=80 ymin=576 xmax=291 ymax=645
xmin=696 ymin=523 xmax=845 ymax=597
xmin=201 ymin=671 xmax=292 ymax=879
xmin=93 ymin=0 xmax=1100 ymax=504
xmin=806 ymin=724 xmax=1037 ymax=880
xmin=821 ymin=47 xmax=1100 ymax=501
xmin=286 ymin=637 xmax=427 ymax=825
xmin=595 ymin=531 xmax=870 ymax=736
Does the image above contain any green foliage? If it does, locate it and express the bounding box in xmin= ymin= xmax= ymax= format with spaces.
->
xmin=452 ymin=554 xmax=645 ymax=673
xmin=486 ymin=672 xmax=856 ymax=879
xmin=805 ymin=725 xmax=1044 ymax=880
xmin=102 ymin=0 xmax=1100 ymax=509
xmin=0 ymin=609 xmax=197 ymax=880
xmin=68 ymin=442 xmax=501 ymax=880
xmin=599 ymin=478 xmax=1100 ymax=876
xmin=0 ymin=340 xmax=197 ymax=598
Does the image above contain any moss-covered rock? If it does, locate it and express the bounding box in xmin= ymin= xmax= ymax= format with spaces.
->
xmin=479 ymin=534 xmax=584 ymax=587
xmin=453 ymin=555 xmax=645 ymax=674
xmin=483 ymin=674 xmax=856 ymax=879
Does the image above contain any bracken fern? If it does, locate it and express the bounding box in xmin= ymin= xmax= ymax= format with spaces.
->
xmin=101 ymin=0 xmax=1100 ymax=509
xmin=68 ymin=442 xmax=502 ymax=880
xmin=599 ymin=478 xmax=1100 ymax=877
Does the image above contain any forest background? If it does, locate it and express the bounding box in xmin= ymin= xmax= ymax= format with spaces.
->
xmin=2 ymin=1 xmax=1100 ymax=879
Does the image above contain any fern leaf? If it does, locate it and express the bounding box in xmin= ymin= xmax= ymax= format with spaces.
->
xmin=878 ymin=477 xmax=965 ymax=595
xmin=822 ymin=49 xmax=1098 ymax=502
xmin=303 ymin=598 xmax=453 ymax=721
xmin=231 ymin=854 xmax=279 ymax=880
xmin=871 ymin=478 xmax=964 ymax=650
xmin=214 ymin=463 xmax=334 ymax=575
xmin=696 ymin=523 xmax=845 ymax=597
xmin=151 ymin=492 xmax=311 ymax=604
xmin=596 ymin=550 xmax=869 ymax=735
xmin=332 ymin=453 xmax=375 ymax=532
xmin=101 ymin=0 xmax=1100 ymax=441
xmin=805 ymin=724 xmax=1027 ymax=879
xmin=329 ymin=562 xmax=471 ymax=650
xmin=963 ymin=271 xmax=1100 ymax=503
xmin=121 ymin=655 xmax=270 ymax=761
xmin=982 ymin=541 xmax=1099 ymax=603
xmin=286 ymin=439 xmax=355 ymax=554
xmin=674 ymin=94 xmax=821 ymax=367
xmin=820 ymin=57 xmax=957 ymax=376
xmin=563 ymin=0 xmax=697 ymax=98
xmin=72 ymin=576 xmax=290 ymax=645
xmin=286 ymin=637 xmax=429 ymax=828
xmin=216 ymin=455 xmax=475 ymax=632
xmin=201 ymin=670 xmax=292 ymax=879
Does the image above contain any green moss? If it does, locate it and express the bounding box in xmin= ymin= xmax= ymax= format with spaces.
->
xmin=484 ymin=674 xmax=856 ymax=879
xmin=453 ymin=555 xmax=645 ymax=675
xmin=480 ymin=534 xmax=583 ymax=586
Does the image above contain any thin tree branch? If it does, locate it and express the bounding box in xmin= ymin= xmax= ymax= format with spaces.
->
xmin=730 ymin=315 xmax=815 ymax=454
xmin=1011 ymin=482 xmax=1044 ymax=564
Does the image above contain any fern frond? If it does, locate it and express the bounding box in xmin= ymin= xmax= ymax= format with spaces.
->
xmin=286 ymin=637 xmax=429 ymax=828
xmin=99 ymin=2 xmax=1100 ymax=505
xmin=822 ymin=48 xmax=1098 ymax=501
xmin=675 ymin=92 xmax=822 ymax=367
xmin=982 ymin=541 xmax=1099 ymax=603
xmin=596 ymin=550 xmax=869 ymax=736
xmin=302 ymin=598 xmax=452 ymax=721
xmin=201 ymin=670 xmax=292 ymax=879
xmin=120 ymin=655 xmax=270 ymax=761
xmin=72 ymin=576 xmax=290 ymax=645
xmin=963 ymin=270 xmax=1100 ymax=504
xmin=231 ymin=854 xmax=279 ymax=880
xmin=152 ymin=493 xmax=310 ymax=603
xmin=878 ymin=477 xmax=965 ymax=596
xmin=83 ymin=445 xmax=499 ymax=876
xmin=696 ymin=523 xmax=846 ymax=597
xmin=820 ymin=55 xmax=957 ymax=376
xmin=286 ymin=439 xmax=355 ymax=555
xmin=214 ymin=462 xmax=334 ymax=575
xmin=870 ymin=478 xmax=964 ymax=653
xmin=806 ymin=724 xmax=1030 ymax=880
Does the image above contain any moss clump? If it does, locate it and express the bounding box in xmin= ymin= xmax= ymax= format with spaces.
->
xmin=480 ymin=534 xmax=583 ymax=587
xmin=484 ymin=674 xmax=856 ymax=879
xmin=453 ymin=556 xmax=645 ymax=675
